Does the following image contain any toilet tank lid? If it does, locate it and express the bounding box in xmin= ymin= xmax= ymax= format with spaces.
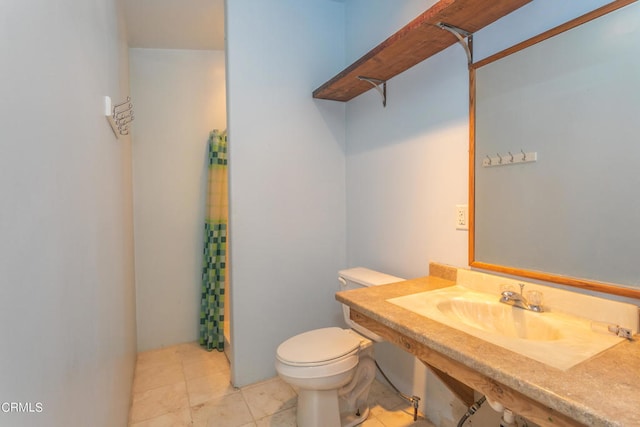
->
xmin=276 ymin=327 xmax=363 ymax=365
xmin=339 ymin=267 xmax=404 ymax=286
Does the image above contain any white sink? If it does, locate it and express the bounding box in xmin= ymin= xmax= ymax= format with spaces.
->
xmin=388 ymin=285 xmax=629 ymax=370
xmin=437 ymin=297 xmax=561 ymax=341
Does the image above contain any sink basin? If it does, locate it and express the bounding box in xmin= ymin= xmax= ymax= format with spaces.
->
xmin=388 ymin=285 xmax=625 ymax=370
xmin=437 ymin=298 xmax=561 ymax=341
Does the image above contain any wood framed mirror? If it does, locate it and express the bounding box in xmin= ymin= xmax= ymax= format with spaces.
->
xmin=469 ymin=0 xmax=640 ymax=299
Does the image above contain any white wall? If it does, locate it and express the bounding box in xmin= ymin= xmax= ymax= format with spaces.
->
xmin=345 ymin=13 xmax=469 ymax=427
xmin=0 ymin=0 xmax=136 ymax=426
xmin=130 ymin=49 xmax=227 ymax=351
xmin=344 ymin=0 xmax=615 ymax=426
xmin=225 ymin=0 xmax=347 ymax=386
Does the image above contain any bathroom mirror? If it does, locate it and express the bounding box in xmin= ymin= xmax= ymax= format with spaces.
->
xmin=470 ymin=0 xmax=640 ymax=299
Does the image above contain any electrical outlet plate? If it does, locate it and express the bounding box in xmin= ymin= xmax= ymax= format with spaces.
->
xmin=456 ymin=204 xmax=468 ymax=230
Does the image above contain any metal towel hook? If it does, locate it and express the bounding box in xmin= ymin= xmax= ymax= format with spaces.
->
xmin=105 ymin=95 xmax=135 ymax=139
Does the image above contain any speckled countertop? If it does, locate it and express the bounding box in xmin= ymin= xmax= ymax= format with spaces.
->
xmin=335 ymin=274 xmax=640 ymax=427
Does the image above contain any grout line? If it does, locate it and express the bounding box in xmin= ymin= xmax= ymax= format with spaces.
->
xmin=180 ymin=360 xmax=195 ymax=425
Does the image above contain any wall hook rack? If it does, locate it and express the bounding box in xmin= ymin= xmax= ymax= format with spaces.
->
xmin=357 ymin=76 xmax=387 ymax=107
xmin=437 ymin=22 xmax=473 ymax=65
xmin=105 ymin=96 xmax=135 ymax=138
xmin=482 ymin=150 xmax=537 ymax=167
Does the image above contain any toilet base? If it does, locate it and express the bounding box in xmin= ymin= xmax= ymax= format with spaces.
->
xmin=297 ymin=389 xmax=342 ymax=427
xmin=296 ymin=389 xmax=371 ymax=427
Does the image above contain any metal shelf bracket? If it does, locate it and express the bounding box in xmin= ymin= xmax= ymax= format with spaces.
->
xmin=437 ymin=22 xmax=473 ymax=65
xmin=357 ymin=76 xmax=387 ymax=107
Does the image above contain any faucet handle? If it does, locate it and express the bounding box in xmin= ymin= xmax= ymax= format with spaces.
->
xmin=500 ymin=284 xmax=515 ymax=294
xmin=526 ymin=290 xmax=544 ymax=306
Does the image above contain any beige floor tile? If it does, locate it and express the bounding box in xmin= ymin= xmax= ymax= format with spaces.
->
xmin=368 ymin=380 xmax=407 ymax=411
xmin=133 ymin=362 xmax=185 ymax=393
xmin=186 ymin=371 xmax=237 ymax=406
xmin=191 ymin=392 xmax=254 ymax=427
xmin=130 ymin=382 xmax=190 ymax=424
xmin=129 ymin=408 xmax=192 ymax=427
xmin=174 ymin=341 xmax=202 ymax=354
xmin=372 ymin=405 xmax=433 ymax=427
xmin=240 ymin=377 xmax=297 ymax=420
xmin=128 ymin=343 xmax=410 ymax=427
xmin=361 ymin=414 xmax=386 ymax=427
xmin=137 ymin=346 xmax=182 ymax=367
xmin=175 ymin=342 xmax=208 ymax=362
xmin=410 ymin=421 xmax=436 ymax=427
xmin=183 ymin=354 xmax=230 ymax=380
xmin=176 ymin=342 xmax=229 ymax=364
xmin=254 ymin=406 xmax=296 ymax=427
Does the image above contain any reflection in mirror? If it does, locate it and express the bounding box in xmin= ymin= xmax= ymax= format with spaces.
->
xmin=471 ymin=1 xmax=640 ymax=298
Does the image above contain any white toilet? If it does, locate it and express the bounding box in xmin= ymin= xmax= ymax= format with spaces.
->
xmin=275 ymin=268 xmax=404 ymax=427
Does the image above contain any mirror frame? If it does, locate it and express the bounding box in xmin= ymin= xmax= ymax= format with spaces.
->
xmin=468 ymin=0 xmax=640 ymax=300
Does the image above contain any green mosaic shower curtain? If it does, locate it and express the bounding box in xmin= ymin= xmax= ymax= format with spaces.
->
xmin=200 ymin=129 xmax=228 ymax=351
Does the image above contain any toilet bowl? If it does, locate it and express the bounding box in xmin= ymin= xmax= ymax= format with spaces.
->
xmin=275 ymin=268 xmax=404 ymax=427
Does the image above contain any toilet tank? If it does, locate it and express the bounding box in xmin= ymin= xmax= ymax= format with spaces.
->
xmin=338 ymin=267 xmax=404 ymax=342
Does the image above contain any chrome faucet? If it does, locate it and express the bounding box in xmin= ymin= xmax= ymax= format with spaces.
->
xmin=500 ymin=283 xmax=543 ymax=312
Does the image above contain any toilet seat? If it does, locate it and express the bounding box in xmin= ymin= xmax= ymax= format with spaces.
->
xmin=276 ymin=327 xmax=365 ymax=366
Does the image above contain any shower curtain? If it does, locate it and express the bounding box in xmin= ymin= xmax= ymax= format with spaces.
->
xmin=200 ymin=129 xmax=228 ymax=351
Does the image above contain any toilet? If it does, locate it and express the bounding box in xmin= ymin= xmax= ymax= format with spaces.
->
xmin=275 ymin=268 xmax=404 ymax=427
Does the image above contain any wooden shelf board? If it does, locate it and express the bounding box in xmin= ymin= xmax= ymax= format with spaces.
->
xmin=313 ymin=0 xmax=532 ymax=102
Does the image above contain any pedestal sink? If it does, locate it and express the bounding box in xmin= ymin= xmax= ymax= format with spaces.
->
xmin=388 ymin=285 xmax=628 ymax=370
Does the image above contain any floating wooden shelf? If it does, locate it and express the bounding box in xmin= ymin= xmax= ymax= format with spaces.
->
xmin=313 ymin=0 xmax=532 ymax=103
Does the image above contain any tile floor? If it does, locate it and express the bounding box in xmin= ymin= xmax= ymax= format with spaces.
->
xmin=128 ymin=341 xmax=436 ymax=427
